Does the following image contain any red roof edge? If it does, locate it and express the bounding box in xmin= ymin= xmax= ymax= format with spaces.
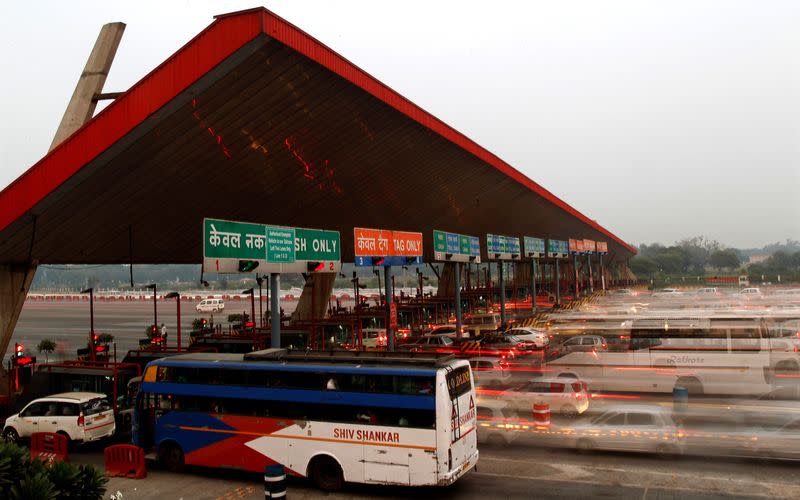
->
xmin=0 ymin=11 xmax=263 ymax=233
xmin=255 ymin=9 xmax=636 ymax=255
xmin=0 ymin=7 xmax=635 ymax=255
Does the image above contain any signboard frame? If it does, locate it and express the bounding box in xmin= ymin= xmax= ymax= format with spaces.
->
xmin=203 ymin=218 xmax=341 ymax=273
xmin=433 ymin=229 xmax=481 ymax=263
xmin=486 ymin=234 xmax=521 ymax=261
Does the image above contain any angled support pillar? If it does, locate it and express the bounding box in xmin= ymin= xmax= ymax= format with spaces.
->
xmin=50 ymin=22 xmax=126 ymax=150
xmin=292 ymin=273 xmax=336 ymax=322
xmin=0 ymin=263 xmax=37 ymax=387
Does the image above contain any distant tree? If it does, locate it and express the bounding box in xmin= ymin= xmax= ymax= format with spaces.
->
xmin=36 ymin=339 xmax=56 ymax=363
xmin=709 ymin=249 xmax=740 ymax=270
xmin=630 ymin=256 xmax=658 ymax=277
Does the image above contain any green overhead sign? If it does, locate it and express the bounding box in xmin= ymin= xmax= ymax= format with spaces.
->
xmin=203 ymin=218 xmax=340 ymax=273
xmin=433 ymin=230 xmax=481 ymax=263
xmin=486 ymin=234 xmax=521 ymax=260
xmin=523 ymin=237 xmax=546 ymax=257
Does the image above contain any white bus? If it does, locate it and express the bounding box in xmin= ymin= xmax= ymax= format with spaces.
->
xmin=133 ymin=349 xmax=477 ymax=491
xmin=547 ymin=317 xmax=800 ymax=396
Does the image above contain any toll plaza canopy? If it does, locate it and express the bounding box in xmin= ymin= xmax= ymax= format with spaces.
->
xmin=0 ymin=7 xmax=635 ymax=266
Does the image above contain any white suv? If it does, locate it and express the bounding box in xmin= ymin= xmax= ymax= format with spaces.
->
xmin=3 ymin=392 xmax=115 ymax=445
xmin=196 ymin=298 xmax=225 ymax=313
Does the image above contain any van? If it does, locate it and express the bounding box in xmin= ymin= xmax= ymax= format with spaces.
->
xmin=196 ymin=298 xmax=225 ymax=313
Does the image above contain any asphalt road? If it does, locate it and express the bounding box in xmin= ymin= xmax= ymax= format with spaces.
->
xmin=69 ymin=439 xmax=800 ymax=500
xmin=11 ymin=299 xmax=300 ymax=359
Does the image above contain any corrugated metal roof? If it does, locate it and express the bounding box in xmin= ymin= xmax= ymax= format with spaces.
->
xmin=0 ymin=7 xmax=635 ymax=265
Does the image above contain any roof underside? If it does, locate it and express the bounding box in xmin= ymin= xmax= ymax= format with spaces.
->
xmin=0 ymin=8 xmax=635 ymax=266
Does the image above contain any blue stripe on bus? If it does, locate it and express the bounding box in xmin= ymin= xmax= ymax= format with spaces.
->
xmin=140 ymin=382 xmax=436 ymax=410
xmin=156 ymin=411 xmax=234 ymax=454
xmin=150 ymin=359 xmax=438 ymax=377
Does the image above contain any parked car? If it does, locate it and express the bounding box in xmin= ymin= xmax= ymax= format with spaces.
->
xmin=427 ymin=324 xmax=469 ymax=339
xmin=469 ymin=357 xmax=511 ymax=387
xmin=480 ymin=333 xmax=536 ymax=352
xmin=196 ymin=298 xmax=225 ymax=313
xmin=559 ymin=335 xmax=607 ymax=354
xmin=696 ymin=287 xmax=718 ymax=295
xmin=3 ymin=392 xmax=115 ymax=445
xmin=464 ymin=313 xmax=501 ymax=337
xmin=399 ymin=334 xmax=455 ymax=352
xmin=652 ymin=288 xmax=682 ymax=296
xmin=572 ymin=405 xmax=683 ymax=455
xmin=360 ymin=328 xmax=387 ymax=348
xmin=506 ymin=327 xmax=549 ymax=348
xmin=480 ymin=377 xmax=589 ymax=417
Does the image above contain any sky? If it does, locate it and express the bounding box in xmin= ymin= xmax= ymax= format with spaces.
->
xmin=1 ymin=0 xmax=798 ymax=249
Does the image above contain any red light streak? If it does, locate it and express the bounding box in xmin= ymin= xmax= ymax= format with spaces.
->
xmin=283 ymin=137 xmax=342 ymax=193
xmin=191 ymin=99 xmax=232 ymax=160
xmin=589 ymin=393 xmax=641 ymax=400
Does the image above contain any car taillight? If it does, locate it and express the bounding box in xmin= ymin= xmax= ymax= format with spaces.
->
xmin=78 ymin=413 xmax=85 ymax=426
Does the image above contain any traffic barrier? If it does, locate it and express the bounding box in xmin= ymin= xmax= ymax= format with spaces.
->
xmin=532 ymin=403 xmax=550 ymax=426
xmin=104 ymin=444 xmax=147 ymax=479
xmin=264 ymin=463 xmax=287 ymax=498
xmin=30 ymin=432 xmax=69 ymax=463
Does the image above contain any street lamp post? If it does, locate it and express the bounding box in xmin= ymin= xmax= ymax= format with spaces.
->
xmin=242 ymin=288 xmax=255 ymax=332
xmin=165 ymin=292 xmax=181 ymax=352
xmin=256 ymin=276 xmax=264 ymax=328
xmin=80 ymin=288 xmax=95 ymax=362
xmin=146 ymin=283 xmax=158 ymax=327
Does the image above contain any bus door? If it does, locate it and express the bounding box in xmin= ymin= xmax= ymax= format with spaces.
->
xmin=133 ymin=392 xmax=156 ymax=452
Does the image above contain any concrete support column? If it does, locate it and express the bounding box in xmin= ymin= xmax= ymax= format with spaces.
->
xmin=270 ymin=274 xmax=280 ymax=349
xmin=50 ymin=22 xmax=126 ymax=150
xmin=454 ymin=263 xmax=462 ymax=340
xmin=498 ymin=262 xmax=506 ymax=328
xmin=531 ymin=258 xmax=537 ymax=314
xmin=555 ymin=259 xmax=561 ymax=305
xmin=384 ymin=267 xmax=394 ymax=352
xmin=292 ymin=273 xmax=336 ymax=322
xmin=0 ymin=264 xmax=37 ymax=387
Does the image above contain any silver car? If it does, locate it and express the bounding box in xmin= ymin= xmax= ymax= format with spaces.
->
xmin=559 ymin=335 xmax=607 ymax=354
xmin=572 ymin=405 xmax=683 ymax=455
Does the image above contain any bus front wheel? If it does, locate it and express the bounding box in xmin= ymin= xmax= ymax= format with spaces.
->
xmin=309 ymin=455 xmax=344 ymax=492
xmin=159 ymin=442 xmax=185 ymax=473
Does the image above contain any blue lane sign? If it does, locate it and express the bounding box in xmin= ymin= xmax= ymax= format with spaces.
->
xmin=486 ymin=234 xmax=521 ymax=261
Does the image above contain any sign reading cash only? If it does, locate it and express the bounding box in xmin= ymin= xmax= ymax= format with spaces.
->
xmin=203 ymin=218 xmax=340 ymax=273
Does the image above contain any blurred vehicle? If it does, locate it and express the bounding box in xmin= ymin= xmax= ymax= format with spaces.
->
xmin=464 ymin=313 xmax=501 ymax=338
xmin=481 ymin=377 xmax=589 ymax=417
xmin=506 ymin=327 xmax=549 ymax=348
xmin=652 ymin=288 xmax=682 ymax=296
xmin=480 ymin=333 xmax=536 ymax=352
xmin=559 ymin=335 xmax=607 ymax=354
xmin=428 ymin=324 xmax=469 ymax=339
xmin=774 ymin=289 xmax=800 ymax=296
xmin=477 ymin=402 xmax=520 ymax=446
xmin=613 ymin=289 xmax=636 ymax=296
xmin=739 ymin=275 xmax=750 ymax=287
xmin=361 ymin=328 xmax=387 ymax=348
xmin=572 ymin=405 xmax=683 ymax=455
xmin=740 ymin=288 xmax=762 ymax=296
xmin=696 ymin=288 xmax=719 ymax=295
xmin=747 ymin=419 xmax=800 ymax=460
xmin=469 ymin=357 xmax=511 ymax=387
xmin=399 ymin=334 xmax=454 ymax=352
xmin=548 ymin=317 xmax=799 ymax=396
xmin=3 ymin=392 xmax=115 ymax=445
xmin=196 ymin=298 xmax=225 ymax=313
